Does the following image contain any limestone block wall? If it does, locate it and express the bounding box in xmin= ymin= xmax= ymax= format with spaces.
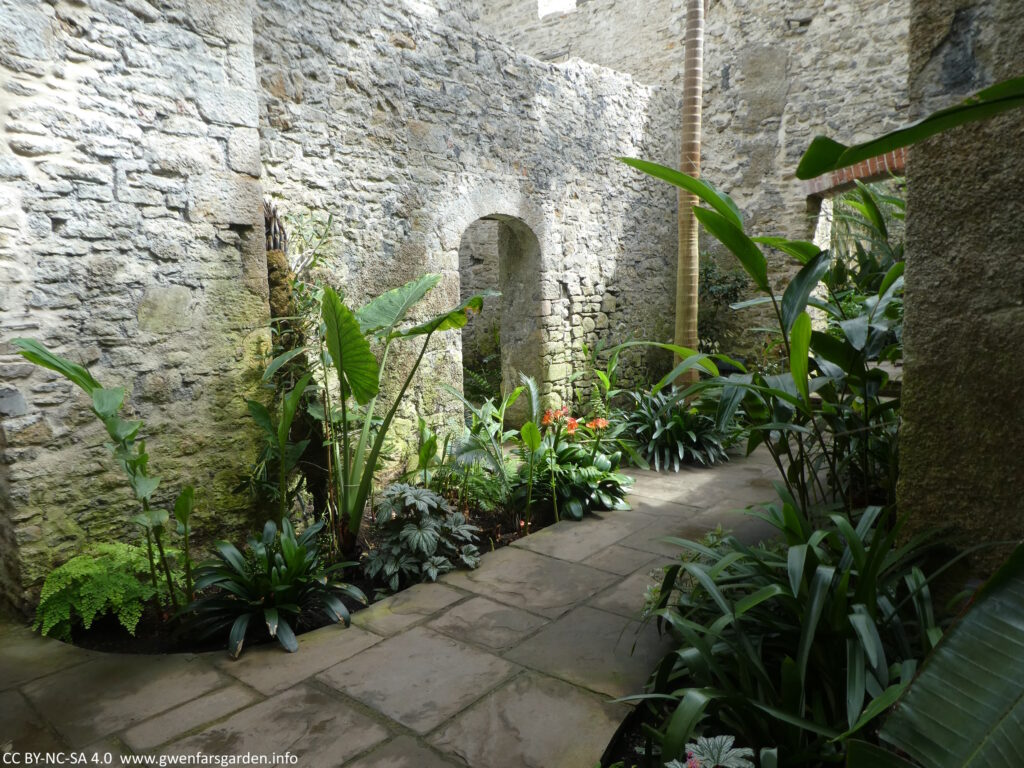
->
xmin=255 ymin=0 xmax=681 ymax=422
xmin=0 ymin=0 xmax=680 ymax=609
xmin=898 ymin=0 xmax=1024 ymax=573
xmin=469 ymin=0 xmax=911 ymax=247
xmin=0 ymin=0 xmax=269 ymax=611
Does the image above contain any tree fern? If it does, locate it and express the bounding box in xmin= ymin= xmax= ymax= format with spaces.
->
xmin=34 ymin=543 xmax=165 ymax=640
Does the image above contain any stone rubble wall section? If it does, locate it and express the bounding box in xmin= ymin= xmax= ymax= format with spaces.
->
xmin=468 ymin=0 xmax=911 ymax=244
xmin=0 ymin=0 xmax=270 ymax=611
xmin=254 ymin=0 xmax=681 ymax=427
xmin=0 ymin=0 xmax=680 ymax=609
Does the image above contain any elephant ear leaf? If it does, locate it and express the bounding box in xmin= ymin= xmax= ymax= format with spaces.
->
xmin=321 ymin=285 xmax=379 ymax=404
xmin=399 ymin=291 xmax=500 ymax=337
xmin=355 ymin=273 xmax=442 ymax=336
xmin=876 ymin=543 xmax=1024 ymax=768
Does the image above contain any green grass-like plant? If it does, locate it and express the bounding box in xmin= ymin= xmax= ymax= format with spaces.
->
xmin=626 ymin=390 xmax=730 ymax=470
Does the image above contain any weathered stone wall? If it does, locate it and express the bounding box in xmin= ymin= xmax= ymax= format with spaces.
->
xmin=458 ymin=219 xmax=501 ymax=377
xmin=0 ymin=0 xmax=269 ymax=611
xmin=0 ymin=0 xmax=680 ymax=609
xmin=898 ymin=0 xmax=1024 ymax=573
xmin=468 ymin=0 xmax=911 ymax=245
xmin=255 ymin=0 xmax=681 ymax=425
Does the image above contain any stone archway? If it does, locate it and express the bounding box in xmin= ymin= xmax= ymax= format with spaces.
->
xmin=458 ymin=214 xmax=544 ymax=425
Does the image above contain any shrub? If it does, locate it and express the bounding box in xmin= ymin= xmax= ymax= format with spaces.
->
xmin=34 ymin=543 xmax=168 ymax=641
xmin=364 ymin=484 xmax=482 ymax=594
xmin=640 ymin=497 xmax=947 ymax=764
xmin=186 ymin=518 xmax=364 ymax=658
xmin=626 ymin=390 xmax=731 ymax=470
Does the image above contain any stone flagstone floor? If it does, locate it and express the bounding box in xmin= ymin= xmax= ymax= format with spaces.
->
xmin=0 ymin=452 xmax=777 ymax=768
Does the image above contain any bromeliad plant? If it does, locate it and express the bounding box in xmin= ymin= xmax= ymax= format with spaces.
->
xmin=187 ymin=517 xmax=364 ymax=658
xmin=626 ymin=390 xmax=731 ymax=470
xmin=13 ymin=340 xmax=196 ymax=613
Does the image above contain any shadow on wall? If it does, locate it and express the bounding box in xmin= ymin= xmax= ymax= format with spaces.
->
xmin=458 ymin=214 xmax=544 ymax=425
xmin=0 ymin=422 xmax=20 ymax=614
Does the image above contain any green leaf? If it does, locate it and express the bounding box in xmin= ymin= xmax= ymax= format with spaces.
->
xmin=400 ymin=290 xmax=500 ymax=337
xmin=275 ymin=617 xmax=298 ymax=653
xmin=173 ymin=485 xmax=194 ymax=526
xmin=835 ymin=681 xmax=908 ymax=741
xmin=356 ymin=273 xmax=442 ymax=336
xmin=796 ymin=565 xmax=834 ymax=687
xmin=790 ymin=312 xmax=812 ymax=402
xmin=878 ymin=261 xmax=905 ymax=298
xmin=264 ymin=607 xmax=279 ymax=637
xmin=855 ymin=181 xmax=888 ymax=240
xmin=131 ymin=474 xmax=160 ymax=501
xmin=321 ymin=285 xmax=380 ymax=404
xmin=781 ymin=252 xmax=831 ymax=334
xmin=13 ymin=338 xmax=101 ymax=394
xmin=663 ymin=689 xmax=717 ymax=759
xmin=693 ymin=207 xmax=769 ymax=292
xmin=246 ymin=400 xmax=275 ymax=436
xmin=840 ymin=315 xmax=869 ymax=351
xmin=796 ymin=76 xmax=1024 ymax=179
xmin=228 ymin=613 xmax=250 ymax=659
xmin=752 ymin=237 xmax=822 ymax=265
xmin=878 ymin=543 xmax=1024 ymax=767
xmin=91 ymin=387 xmax=125 ymax=419
xmin=521 ymin=421 xmax=542 ymax=452
xmin=278 ymin=373 xmax=312 ymax=446
xmin=261 ymin=348 xmax=309 ymax=383
xmin=618 ymin=157 xmax=743 ymax=228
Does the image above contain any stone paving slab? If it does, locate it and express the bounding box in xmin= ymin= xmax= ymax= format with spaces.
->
xmin=319 ymin=626 xmax=519 ymax=734
xmin=581 ymin=544 xmax=659 ymax=575
xmin=345 ymin=735 xmax=462 ymax=768
xmin=428 ymin=672 xmax=628 ymax=768
xmin=504 ymin=605 xmax=669 ymax=698
xmin=0 ymin=689 xmax=66 ymax=753
xmin=0 ymin=624 xmax=95 ymax=691
xmin=588 ymin=565 xmax=665 ymax=619
xmin=426 ymin=596 xmax=548 ymax=651
xmin=164 ymin=683 xmax=389 ymax=763
xmin=618 ymin=514 xmax=713 ymax=556
xmin=351 ymin=583 xmax=464 ymax=636
xmin=511 ymin=508 xmax=656 ymax=562
xmin=121 ymin=684 xmax=263 ymax=752
xmin=23 ymin=653 xmax=225 ymax=747
xmin=442 ymin=546 xmax=617 ymax=618
xmin=217 ymin=623 xmax=382 ymax=696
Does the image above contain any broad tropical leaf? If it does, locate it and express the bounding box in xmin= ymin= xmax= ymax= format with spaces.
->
xmin=13 ymin=338 xmax=100 ymax=393
xmin=796 ymin=76 xmax=1024 ymax=179
xmin=781 ymin=251 xmax=831 ymax=334
xmin=618 ymin=157 xmax=743 ymax=228
xmin=321 ymin=285 xmax=379 ymax=404
xmin=693 ymin=207 xmax=769 ymax=292
xmin=871 ymin=544 xmax=1024 ymax=768
xmin=400 ymin=290 xmax=499 ymax=337
xmin=355 ymin=273 xmax=441 ymax=336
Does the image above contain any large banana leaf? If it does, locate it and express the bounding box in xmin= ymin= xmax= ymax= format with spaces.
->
xmin=797 ymin=76 xmax=1024 ymax=179
xmin=848 ymin=543 xmax=1024 ymax=767
xmin=321 ymin=286 xmax=379 ymax=404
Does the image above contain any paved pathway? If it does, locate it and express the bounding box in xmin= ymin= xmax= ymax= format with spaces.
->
xmin=0 ymin=452 xmax=777 ymax=767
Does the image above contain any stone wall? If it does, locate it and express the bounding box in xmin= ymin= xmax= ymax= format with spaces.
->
xmin=255 ymin=0 xmax=681 ymax=423
xmin=898 ymin=0 xmax=1024 ymax=573
xmin=0 ymin=0 xmax=680 ymax=609
xmin=469 ymin=0 xmax=911 ymax=247
xmin=0 ymin=0 xmax=270 ymax=611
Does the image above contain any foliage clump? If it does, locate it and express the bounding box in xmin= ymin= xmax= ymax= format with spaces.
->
xmin=34 ymin=543 xmax=165 ymax=641
xmin=365 ymin=483 xmax=481 ymax=595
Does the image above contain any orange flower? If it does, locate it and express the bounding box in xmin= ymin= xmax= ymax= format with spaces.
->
xmin=558 ymin=405 xmax=570 ymax=418
xmin=586 ymin=418 xmax=610 ymax=430
xmin=541 ymin=409 xmax=554 ymax=426
xmin=566 ymin=417 xmax=578 ymax=434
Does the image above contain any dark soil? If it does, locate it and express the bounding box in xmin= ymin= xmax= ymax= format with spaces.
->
xmin=600 ymin=706 xmax=659 ymax=767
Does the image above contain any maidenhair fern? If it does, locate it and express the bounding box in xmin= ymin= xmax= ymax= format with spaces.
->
xmin=34 ymin=543 xmax=165 ymax=640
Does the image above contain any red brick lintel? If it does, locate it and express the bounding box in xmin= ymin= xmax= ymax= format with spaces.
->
xmin=804 ymin=147 xmax=907 ymax=196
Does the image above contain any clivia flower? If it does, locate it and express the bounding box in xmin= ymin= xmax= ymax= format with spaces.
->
xmin=566 ymin=417 xmax=578 ymax=435
xmin=586 ymin=417 xmax=610 ymax=430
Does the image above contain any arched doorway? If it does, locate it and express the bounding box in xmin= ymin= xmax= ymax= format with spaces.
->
xmin=458 ymin=215 xmax=544 ymax=425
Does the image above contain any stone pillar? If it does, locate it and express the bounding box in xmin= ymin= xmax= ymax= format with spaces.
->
xmin=898 ymin=0 xmax=1024 ymax=573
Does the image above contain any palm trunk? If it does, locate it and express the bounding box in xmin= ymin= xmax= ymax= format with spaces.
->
xmin=676 ymin=0 xmax=705 ymax=385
